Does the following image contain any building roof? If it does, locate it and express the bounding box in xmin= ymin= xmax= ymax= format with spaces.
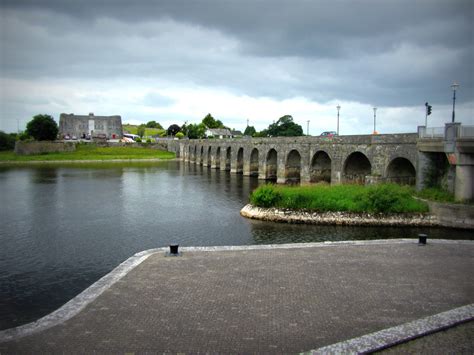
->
xmin=207 ymin=128 xmax=232 ymax=136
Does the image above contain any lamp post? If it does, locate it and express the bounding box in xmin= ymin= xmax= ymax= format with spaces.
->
xmin=373 ymin=107 xmax=377 ymax=134
xmin=336 ymin=105 xmax=341 ymax=135
xmin=451 ymin=82 xmax=459 ymax=123
xmin=306 ymin=120 xmax=310 ymax=136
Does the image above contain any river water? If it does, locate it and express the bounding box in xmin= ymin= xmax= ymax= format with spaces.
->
xmin=0 ymin=161 xmax=472 ymax=330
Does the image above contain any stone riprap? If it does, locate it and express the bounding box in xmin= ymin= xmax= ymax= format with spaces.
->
xmin=240 ymin=204 xmax=439 ymax=227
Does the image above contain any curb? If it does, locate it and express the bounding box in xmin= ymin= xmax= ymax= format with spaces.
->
xmin=308 ymin=304 xmax=474 ymax=354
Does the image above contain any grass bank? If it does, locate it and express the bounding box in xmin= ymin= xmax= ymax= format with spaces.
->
xmin=250 ymin=183 xmax=429 ymax=214
xmin=0 ymin=144 xmax=175 ymax=162
xmin=123 ymin=124 xmax=164 ymax=137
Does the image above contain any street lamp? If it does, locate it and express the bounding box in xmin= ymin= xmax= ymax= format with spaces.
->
xmin=336 ymin=105 xmax=341 ymax=135
xmin=451 ymin=82 xmax=459 ymax=123
xmin=373 ymin=107 xmax=377 ymax=134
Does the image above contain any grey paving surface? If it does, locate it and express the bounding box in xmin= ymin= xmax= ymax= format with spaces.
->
xmin=0 ymin=241 xmax=473 ymax=354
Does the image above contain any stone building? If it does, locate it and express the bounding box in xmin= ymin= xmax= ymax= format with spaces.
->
xmin=59 ymin=113 xmax=123 ymax=139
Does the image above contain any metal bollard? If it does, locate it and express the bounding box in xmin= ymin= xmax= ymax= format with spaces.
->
xmin=418 ymin=234 xmax=427 ymax=245
xmin=169 ymin=244 xmax=180 ymax=256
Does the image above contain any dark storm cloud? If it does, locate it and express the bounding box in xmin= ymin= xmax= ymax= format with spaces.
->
xmin=1 ymin=0 xmax=473 ymax=107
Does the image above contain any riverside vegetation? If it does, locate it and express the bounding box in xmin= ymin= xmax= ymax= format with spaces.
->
xmin=250 ymin=183 xmax=429 ymax=214
xmin=0 ymin=144 xmax=175 ymax=162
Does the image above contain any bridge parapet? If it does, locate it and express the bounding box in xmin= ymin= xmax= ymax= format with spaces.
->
xmin=188 ymin=133 xmax=417 ymax=146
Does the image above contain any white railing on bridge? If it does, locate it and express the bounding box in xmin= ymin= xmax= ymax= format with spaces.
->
xmin=419 ymin=126 xmax=444 ymax=138
xmin=459 ymin=125 xmax=474 ymax=138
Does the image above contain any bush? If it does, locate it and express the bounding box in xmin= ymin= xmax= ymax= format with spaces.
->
xmin=19 ymin=131 xmax=31 ymax=141
xmin=250 ymin=184 xmax=282 ymax=208
xmin=175 ymin=132 xmax=185 ymax=139
xmin=135 ymin=137 xmax=142 ymax=143
xmin=0 ymin=131 xmax=16 ymax=151
xmin=249 ymin=183 xmax=428 ymax=213
xmin=359 ymin=184 xmax=404 ymax=213
xmin=146 ymin=138 xmax=152 ymax=143
xmin=26 ymin=114 xmax=58 ymax=141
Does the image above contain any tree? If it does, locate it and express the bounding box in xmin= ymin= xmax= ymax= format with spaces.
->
xmin=137 ymin=124 xmax=146 ymax=138
xmin=146 ymin=120 xmax=163 ymax=129
xmin=202 ymin=113 xmax=224 ymax=129
xmin=244 ymin=126 xmax=256 ymax=137
xmin=266 ymin=115 xmax=303 ymax=137
xmin=167 ymin=124 xmax=181 ymax=136
xmin=26 ymin=114 xmax=59 ymax=141
xmin=0 ymin=131 xmax=16 ymax=151
xmin=186 ymin=123 xmax=206 ymax=139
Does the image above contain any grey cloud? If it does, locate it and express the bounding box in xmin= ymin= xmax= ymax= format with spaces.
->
xmin=1 ymin=0 xmax=472 ymax=109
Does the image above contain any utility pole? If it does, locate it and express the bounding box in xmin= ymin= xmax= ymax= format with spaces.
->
xmin=373 ymin=107 xmax=377 ymax=134
xmin=336 ymin=105 xmax=341 ymax=135
xmin=451 ymin=82 xmax=459 ymax=123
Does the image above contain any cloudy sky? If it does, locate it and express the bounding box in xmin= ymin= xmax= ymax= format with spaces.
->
xmin=1 ymin=0 xmax=472 ymax=135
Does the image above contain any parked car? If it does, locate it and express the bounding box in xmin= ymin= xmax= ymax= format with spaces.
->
xmin=320 ymin=131 xmax=337 ymax=137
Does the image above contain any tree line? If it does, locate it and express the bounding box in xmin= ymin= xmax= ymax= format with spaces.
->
xmin=0 ymin=113 xmax=305 ymax=150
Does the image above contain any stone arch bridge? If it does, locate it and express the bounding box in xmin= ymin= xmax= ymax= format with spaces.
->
xmin=167 ymin=134 xmax=418 ymax=185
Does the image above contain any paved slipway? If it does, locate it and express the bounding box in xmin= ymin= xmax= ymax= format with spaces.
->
xmin=0 ymin=240 xmax=473 ymax=354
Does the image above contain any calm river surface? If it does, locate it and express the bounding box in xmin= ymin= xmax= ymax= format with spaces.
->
xmin=0 ymin=161 xmax=472 ymax=330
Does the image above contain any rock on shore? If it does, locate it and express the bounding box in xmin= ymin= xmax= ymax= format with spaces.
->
xmin=240 ymin=204 xmax=440 ymax=227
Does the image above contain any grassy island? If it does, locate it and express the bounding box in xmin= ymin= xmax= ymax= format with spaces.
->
xmin=250 ymin=183 xmax=429 ymax=214
xmin=0 ymin=144 xmax=175 ymax=162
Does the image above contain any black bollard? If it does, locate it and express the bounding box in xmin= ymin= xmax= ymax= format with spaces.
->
xmin=418 ymin=234 xmax=427 ymax=245
xmin=169 ymin=244 xmax=180 ymax=255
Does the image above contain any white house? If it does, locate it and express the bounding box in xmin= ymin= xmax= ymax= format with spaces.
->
xmin=205 ymin=128 xmax=232 ymax=139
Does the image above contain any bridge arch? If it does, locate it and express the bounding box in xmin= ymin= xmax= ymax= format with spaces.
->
xmin=285 ymin=149 xmax=301 ymax=183
xmin=236 ymin=147 xmax=244 ymax=173
xmin=386 ymin=157 xmax=416 ymax=185
xmin=249 ymin=148 xmax=259 ymax=176
xmin=215 ymin=147 xmax=221 ymax=169
xmin=225 ymin=147 xmax=231 ymax=171
xmin=310 ymin=150 xmax=331 ymax=183
xmin=266 ymin=148 xmax=278 ymax=180
xmin=343 ymin=151 xmax=371 ymax=184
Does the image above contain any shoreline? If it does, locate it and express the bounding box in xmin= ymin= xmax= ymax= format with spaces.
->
xmin=240 ymin=203 xmax=441 ymax=227
xmin=0 ymin=158 xmax=178 ymax=164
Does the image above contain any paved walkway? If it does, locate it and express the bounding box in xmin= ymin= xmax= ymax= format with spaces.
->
xmin=0 ymin=240 xmax=473 ymax=354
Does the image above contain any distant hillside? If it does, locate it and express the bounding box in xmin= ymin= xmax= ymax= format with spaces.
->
xmin=123 ymin=124 xmax=166 ymax=137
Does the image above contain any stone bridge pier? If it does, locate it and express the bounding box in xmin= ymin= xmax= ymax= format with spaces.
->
xmin=418 ymin=123 xmax=474 ymax=201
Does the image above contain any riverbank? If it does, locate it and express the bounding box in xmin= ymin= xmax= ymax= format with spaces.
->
xmin=0 ymin=158 xmax=179 ymax=165
xmin=240 ymin=204 xmax=439 ymax=227
xmin=0 ymin=144 xmax=175 ymax=162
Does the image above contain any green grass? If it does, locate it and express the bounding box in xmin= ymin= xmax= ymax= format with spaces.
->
xmin=0 ymin=144 xmax=175 ymax=162
xmin=416 ymin=188 xmax=456 ymax=203
xmin=250 ymin=183 xmax=429 ymax=214
xmin=123 ymin=125 xmax=165 ymax=137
